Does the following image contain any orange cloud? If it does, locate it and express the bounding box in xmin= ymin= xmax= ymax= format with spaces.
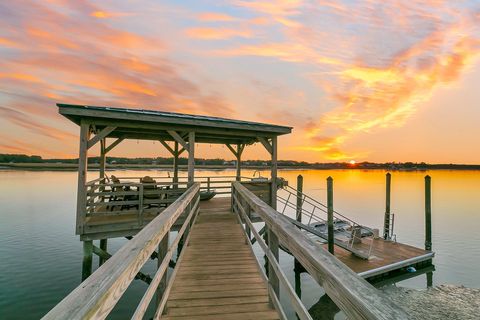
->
xmin=197 ymin=12 xmax=237 ymax=22
xmin=185 ymin=27 xmax=252 ymax=40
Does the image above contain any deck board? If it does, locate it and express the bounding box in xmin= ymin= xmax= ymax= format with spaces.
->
xmin=161 ymin=199 xmax=279 ymax=320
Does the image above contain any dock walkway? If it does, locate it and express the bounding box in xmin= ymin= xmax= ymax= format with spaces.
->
xmin=162 ymin=198 xmax=279 ymax=320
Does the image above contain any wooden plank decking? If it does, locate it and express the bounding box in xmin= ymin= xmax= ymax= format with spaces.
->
xmin=161 ymin=198 xmax=279 ymax=320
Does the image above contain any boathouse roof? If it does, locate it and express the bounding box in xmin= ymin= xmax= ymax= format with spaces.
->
xmin=58 ymin=103 xmax=292 ymax=144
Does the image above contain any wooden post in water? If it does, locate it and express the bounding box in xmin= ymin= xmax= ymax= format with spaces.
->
xmin=296 ymin=175 xmax=303 ymax=223
xmin=327 ymin=177 xmax=334 ymax=255
xmin=99 ymin=239 xmax=107 ymax=266
xmin=82 ymin=240 xmax=93 ymax=281
xmin=383 ymin=172 xmax=391 ymax=240
xmin=425 ymin=175 xmax=432 ymax=251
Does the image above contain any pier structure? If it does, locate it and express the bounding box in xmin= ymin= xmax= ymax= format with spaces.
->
xmin=45 ymin=104 xmax=434 ymax=319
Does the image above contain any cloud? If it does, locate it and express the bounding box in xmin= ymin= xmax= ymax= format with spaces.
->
xmin=185 ymin=27 xmax=252 ymax=40
xmin=197 ymin=12 xmax=237 ymax=22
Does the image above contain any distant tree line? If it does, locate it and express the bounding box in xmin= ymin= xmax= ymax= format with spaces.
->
xmin=1 ymin=154 xmax=480 ymax=169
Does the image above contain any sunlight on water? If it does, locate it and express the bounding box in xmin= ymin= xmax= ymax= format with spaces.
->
xmin=0 ymin=169 xmax=479 ymax=319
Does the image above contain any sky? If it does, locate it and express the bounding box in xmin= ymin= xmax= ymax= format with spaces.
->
xmin=0 ymin=0 xmax=479 ymax=163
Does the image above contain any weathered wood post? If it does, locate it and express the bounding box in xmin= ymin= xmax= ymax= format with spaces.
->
xmin=425 ymin=175 xmax=432 ymax=251
xmin=236 ymin=143 xmax=242 ymax=181
xmin=383 ymin=172 xmax=391 ymax=240
xmin=296 ymin=175 xmax=303 ymax=223
xmin=267 ymin=228 xmax=280 ymax=298
xmin=270 ymin=137 xmax=278 ymax=210
xmin=327 ymin=176 xmax=334 ymax=255
xmin=207 ymin=177 xmax=211 ymax=192
xmin=157 ymin=232 xmax=169 ymax=304
xmin=188 ymin=132 xmax=195 ymax=186
xmin=173 ymin=141 xmax=179 ymax=189
xmin=99 ymin=239 xmax=107 ymax=266
xmin=82 ymin=240 xmax=93 ymax=281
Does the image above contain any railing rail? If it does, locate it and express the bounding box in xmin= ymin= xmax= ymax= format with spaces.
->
xmin=43 ymin=183 xmax=201 ymax=320
xmin=277 ymin=185 xmax=375 ymax=259
xmin=232 ymin=182 xmax=408 ymax=320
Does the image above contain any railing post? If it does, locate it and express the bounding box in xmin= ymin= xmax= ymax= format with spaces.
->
xmin=384 ymin=172 xmax=391 ymax=240
xmin=296 ymin=175 xmax=303 ymax=223
xmin=156 ymin=232 xmax=169 ymax=305
xmin=82 ymin=240 xmax=93 ymax=281
xmin=207 ymin=177 xmax=211 ymax=192
xmin=327 ymin=176 xmax=334 ymax=255
xmin=267 ymin=227 xmax=280 ymax=298
xmin=425 ymin=175 xmax=432 ymax=251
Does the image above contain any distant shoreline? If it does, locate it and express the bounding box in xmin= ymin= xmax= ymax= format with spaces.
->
xmin=2 ymin=162 xmax=480 ymax=171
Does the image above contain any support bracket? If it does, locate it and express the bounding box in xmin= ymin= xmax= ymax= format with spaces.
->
xmin=87 ymin=126 xmax=117 ymax=149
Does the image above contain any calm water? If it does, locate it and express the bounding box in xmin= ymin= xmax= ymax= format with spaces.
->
xmin=0 ymin=169 xmax=479 ymax=319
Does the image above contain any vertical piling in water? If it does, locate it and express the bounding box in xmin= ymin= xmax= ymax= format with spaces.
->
xmin=82 ymin=240 xmax=93 ymax=281
xmin=425 ymin=175 xmax=432 ymax=251
xmin=327 ymin=177 xmax=334 ymax=255
xmin=383 ymin=172 xmax=391 ymax=240
xmin=296 ymin=175 xmax=303 ymax=223
xmin=99 ymin=239 xmax=107 ymax=266
xmin=294 ymin=174 xmax=305 ymax=272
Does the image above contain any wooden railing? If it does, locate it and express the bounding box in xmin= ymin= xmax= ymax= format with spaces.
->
xmin=43 ymin=183 xmax=200 ymax=320
xmin=232 ymin=182 xmax=409 ymax=320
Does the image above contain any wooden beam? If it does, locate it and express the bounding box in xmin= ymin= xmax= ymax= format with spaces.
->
xmin=225 ymin=144 xmax=238 ymax=157
xmin=188 ymin=132 xmax=195 ymax=185
xmin=104 ymin=138 xmax=124 ymax=154
xmin=87 ymin=126 xmax=116 ymax=149
xmin=159 ymin=140 xmax=175 ymax=156
xmin=258 ymin=137 xmax=273 ymax=155
xmin=178 ymin=147 xmax=186 ymax=156
xmin=167 ymin=130 xmax=189 ymax=150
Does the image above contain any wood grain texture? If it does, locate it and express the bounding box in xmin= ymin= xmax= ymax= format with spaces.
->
xmin=161 ymin=203 xmax=279 ymax=320
xmin=232 ymin=182 xmax=409 ymax=320
xmin=42 ymin=184 xmax=200 ymax=320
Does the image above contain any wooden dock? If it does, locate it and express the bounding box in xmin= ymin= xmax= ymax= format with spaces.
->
xmin=162 ymin=199 xmax=280 ymax=320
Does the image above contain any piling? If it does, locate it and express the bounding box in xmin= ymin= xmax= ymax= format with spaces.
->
xmin=296 ymin=175 xmax=303 ymax=223
xmin=82 ymin=240 xmax=93 ymax=281
xmin=383 ymin=172 xmax=391 ymax=240
xmin=99 ymin=239 xmax=107 ymax=266
xmin=327 ymin=177 xmax=334 ymax=255
xmin=425 ymin=175 xmax=432 ymax=251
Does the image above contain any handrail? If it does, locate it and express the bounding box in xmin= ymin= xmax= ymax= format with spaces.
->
xmin=43 ymin=183 xmax=201 ymax=320
xmin=232 ymin=182 xmax=408 ymax=320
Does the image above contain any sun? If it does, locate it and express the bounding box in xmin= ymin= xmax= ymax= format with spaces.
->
xmin=349 ymin=160 xmax=356 ymax=165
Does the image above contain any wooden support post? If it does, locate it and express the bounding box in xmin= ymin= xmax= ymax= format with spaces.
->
xmin=327 ymin=176 xmax=334 ymax=255
xmin=76 ymin=120 xmax=90 ymax=235
xmin=384 ymin=172 xmax=392 ymax=240
xmin=99 ymin=138 xmax=106 ymax=179
xmin=99 ymin=239 xmax=107 ymax=266
xmin=267 ymin=228 xmax=279 ymax=298
xmin=157 ymin=232 xmax=169 ymax=304
xmin=187 ymin=132 xmax=195 ymax=185
xmin=236 ymin=144 xmax=242 ymax=181
xmin=426 ymin=271 xmax=433 ymax=288
xmin=296 ymin=175 xmax=303 ymax=223
xmin=207 ymin=177 xmax=211 ymax=192
xmin=271 ymin=137 xmax=278 ymax=210
xmin=173 ymin=142 xmax=179 ymax=189
xmin=82 ymin=240 xmax=93 ymax=281
xmin=425 ymin=175 xmax=432 ymax=251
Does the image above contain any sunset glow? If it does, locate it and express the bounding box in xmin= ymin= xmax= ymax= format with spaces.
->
xmin=1 ymin=1 xmax=480 ymax=163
